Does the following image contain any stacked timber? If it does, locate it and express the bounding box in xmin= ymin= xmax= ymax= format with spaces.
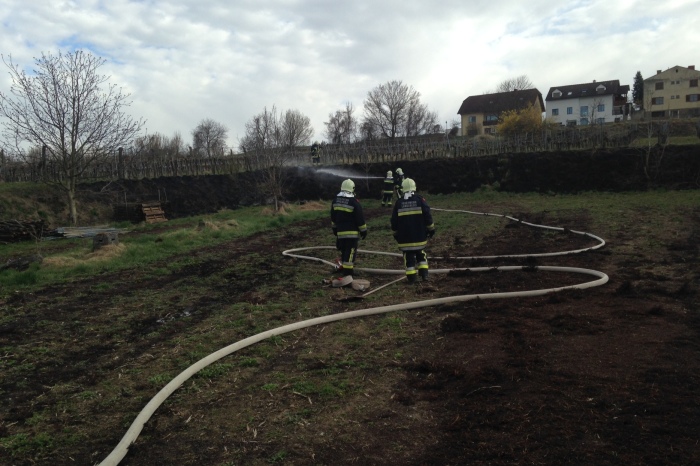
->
xmin=0 ymin=220 xmax=48 ymax=244
xmin=141 ymin=202 xmax=167 ymax=223
xmin=113 ymin=202 xmax=168 ymax=224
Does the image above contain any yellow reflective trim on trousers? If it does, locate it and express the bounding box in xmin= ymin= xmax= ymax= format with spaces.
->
xmin=398 ymin=241 xmax=427 ymax=249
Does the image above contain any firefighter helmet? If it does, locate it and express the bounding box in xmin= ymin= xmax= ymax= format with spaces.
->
xmin=341 ymin=179 xmax=355 ymax=193
xmin=402 ymin=178 xmax=416 ymax=192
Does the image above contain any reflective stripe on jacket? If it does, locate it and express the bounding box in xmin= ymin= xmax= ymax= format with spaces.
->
xmin=331 ymin=195 xmax=367 ymax=239
xmin=382 ymin=177 xmax=394 ymax=194
xmin=390 ymin=193 xmax=434 ymax=251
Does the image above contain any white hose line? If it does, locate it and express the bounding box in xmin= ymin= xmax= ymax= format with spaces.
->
xmin=100 ymin=267 xmax=607 ymax=466
xmin=100 ymin=210 xmax=609 ymax=466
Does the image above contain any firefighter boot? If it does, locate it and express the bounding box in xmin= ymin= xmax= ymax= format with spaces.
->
xmin=419 ymin=269 xmax=429 ymax=282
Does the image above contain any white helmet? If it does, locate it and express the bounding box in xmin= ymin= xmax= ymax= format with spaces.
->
xmin=387 ymin=170 xmax=392 ymax=177
xmin=341 ymin=179 xmax=355 ymax=193
xmin=396 ymin=168 xmax=403 ymax=176
xmin=401 ymin=178 xmax=416 ymax=192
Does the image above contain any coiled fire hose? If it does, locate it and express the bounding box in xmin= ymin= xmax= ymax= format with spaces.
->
xmin=99 ymin=209 xmax=608 ymax=465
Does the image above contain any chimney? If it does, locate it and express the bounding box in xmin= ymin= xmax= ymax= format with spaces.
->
xmin=690 ymin=65 xmax=696 ymax=70
xmin=657 ymin=70 xmax=662 ymax=74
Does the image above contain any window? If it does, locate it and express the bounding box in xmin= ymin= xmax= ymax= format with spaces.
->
xmin=552 ymin=90 xmax=562 ymax=98
xmin=580 ymin=106 xmax=589 ymax=116
xmin=671 ymin=95 xmax=676 ymax=100
xmin=687 ymin=94 xmax=700 ymax=102
xmin=551 ymin=108 xmax=559 ymax=115
xmin=468 ymin=115 xmax=476 ymax=123
xmin=652 ymin=97 xmax=664 ymax=105
xmin=690 ymin=79 xmax=698 ymax=88
xmin=567 ymin=107 xmax=573 ymax=115
xmin=566 ymin=120 xmax=577 ymax=126
xmin=596 ymin=118 xmax=605 ymax=125
xmin=597 ymin=104 xmax=605 ymax=112
xmin=655 ymin=82 xmax=664 ymax=90
xmin=651 ymin=111 xmax=665 ymax=118
xmin=485 ymin=115 xmax=498 ymax=122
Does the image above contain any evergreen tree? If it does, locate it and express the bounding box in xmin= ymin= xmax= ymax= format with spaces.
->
xmin=632 ymin=71 xmax=644 ymax=104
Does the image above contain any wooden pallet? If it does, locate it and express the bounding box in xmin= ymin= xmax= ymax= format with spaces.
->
xmin=141 ymin=202 xmax=167 ymax=224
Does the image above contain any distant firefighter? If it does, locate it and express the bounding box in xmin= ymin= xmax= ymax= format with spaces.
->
xmin=393 ymin=167 xmax=405 ymax=198
xmin=381 ymin=170 xmax=394 ymax=207
xmin=310 ymin=142 xmax=321 ymax=166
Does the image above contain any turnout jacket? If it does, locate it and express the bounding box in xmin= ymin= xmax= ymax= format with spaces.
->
xmin=382 ymin=175 xmax=394 ymax=194
xmin=393 ymin=173 xmax=405 ymax=196
xmin=391 ymin=192 xmax=435 ymax=251
xmin=331 ymin=192 xmax=368 ymax=239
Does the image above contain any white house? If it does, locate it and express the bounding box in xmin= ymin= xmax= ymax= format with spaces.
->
xmin=545 ymin=80 xmax=630 ymax=126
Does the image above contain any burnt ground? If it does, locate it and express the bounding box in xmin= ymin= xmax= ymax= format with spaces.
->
xmin=1 ymin=146 xmax=700 ymax=465
xmin=1 ymin=190 xmax=699 ymax=466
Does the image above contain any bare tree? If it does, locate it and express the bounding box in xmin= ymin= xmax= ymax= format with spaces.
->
xmin=495 ymin=75 xmax=535 ymax=92
xmin=279 ymin=109 xmax=314 ymax=149
xmin=362 ymin=80 xmax=437 ymax=139
xmin=133 ymin=132 xmax=185 ymax=165
xmin=167 ymin=132 xmax=186 ymax=158
xmin=324 ymin=102 xmax=358 ymax=144
xmin=192 ymin=118 xmax=228 ymax=173
xmin=0 ymin=50 xmax=144 ymax=225
xmin=239 ymin=106 xmax=279 ymax=156
xmin=239 ymin=105 xmax=301 ymax=211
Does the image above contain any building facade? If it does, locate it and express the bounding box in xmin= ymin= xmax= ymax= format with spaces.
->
xmin=643 ymin=65 xmax=700 ymax=118
xmin=457 ymin=89 xmax=544 ymax=136
xmin=545 ymin=80 xmax=630 ymax=126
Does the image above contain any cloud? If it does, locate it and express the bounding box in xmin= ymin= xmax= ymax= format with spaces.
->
xmin=1 ymin=0 xmax=698 ymax=149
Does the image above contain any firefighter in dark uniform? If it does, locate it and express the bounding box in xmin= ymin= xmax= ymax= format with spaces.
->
xmin=330 ymin=179 xmax=367 ymax=286
xmin=381 ymin=170 xmax=394 ymax=207
xmin=311 ymin=142 xmax=321 ymax=166
xmin=393 ymin=167 xmax=405 ymax=199
xmin=391 ymin=178 xmax=435 ymax=283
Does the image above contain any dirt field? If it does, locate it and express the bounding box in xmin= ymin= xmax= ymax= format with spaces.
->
xmin=1 ymin=185 xmax=699 ymax=465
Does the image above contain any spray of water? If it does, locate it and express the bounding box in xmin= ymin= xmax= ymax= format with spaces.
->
xmin=314 ymin=168 xmax=383 ymax=179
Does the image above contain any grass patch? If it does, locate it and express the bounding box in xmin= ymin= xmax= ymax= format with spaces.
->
xmin=0 ymin=204 xmax=327 ymax=297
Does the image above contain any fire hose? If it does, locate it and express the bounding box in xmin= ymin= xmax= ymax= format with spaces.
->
xmin=99 ymin=209 xmax=608 ymax=465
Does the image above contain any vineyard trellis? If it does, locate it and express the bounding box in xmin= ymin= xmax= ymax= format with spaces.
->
xmin=0 ymin=122 xmax=673 ymax=183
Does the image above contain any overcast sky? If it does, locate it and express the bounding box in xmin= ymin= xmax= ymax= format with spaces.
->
xmin=1 ymin=0 xmax=697 ymax=150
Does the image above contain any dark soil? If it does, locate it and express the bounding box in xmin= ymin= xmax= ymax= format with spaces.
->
xmin=1 ymin=150 xmax=700 ymax=465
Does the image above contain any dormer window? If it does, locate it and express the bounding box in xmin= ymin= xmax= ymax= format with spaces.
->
xmin=596 ymin=84 xmax=606 ymax=93
xmin=552 ymin=90 xmax=562 ymax=98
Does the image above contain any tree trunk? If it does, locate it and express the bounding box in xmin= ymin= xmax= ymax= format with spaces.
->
xmin=68 ymin=186 xmax=78 ymax=226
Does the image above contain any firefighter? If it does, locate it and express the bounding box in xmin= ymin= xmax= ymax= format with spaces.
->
xmin=310 ymin=142 xmax=321 ymax=166
xmin=393 ymin=167 xmax=405 ymax=199
xmin=381 ymin=170 xmax=394 ymax=207
xmin=330 ymin=179 xmax=367 ymax=286
xmin=390 ymin=178 xmax=435 ymax=284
